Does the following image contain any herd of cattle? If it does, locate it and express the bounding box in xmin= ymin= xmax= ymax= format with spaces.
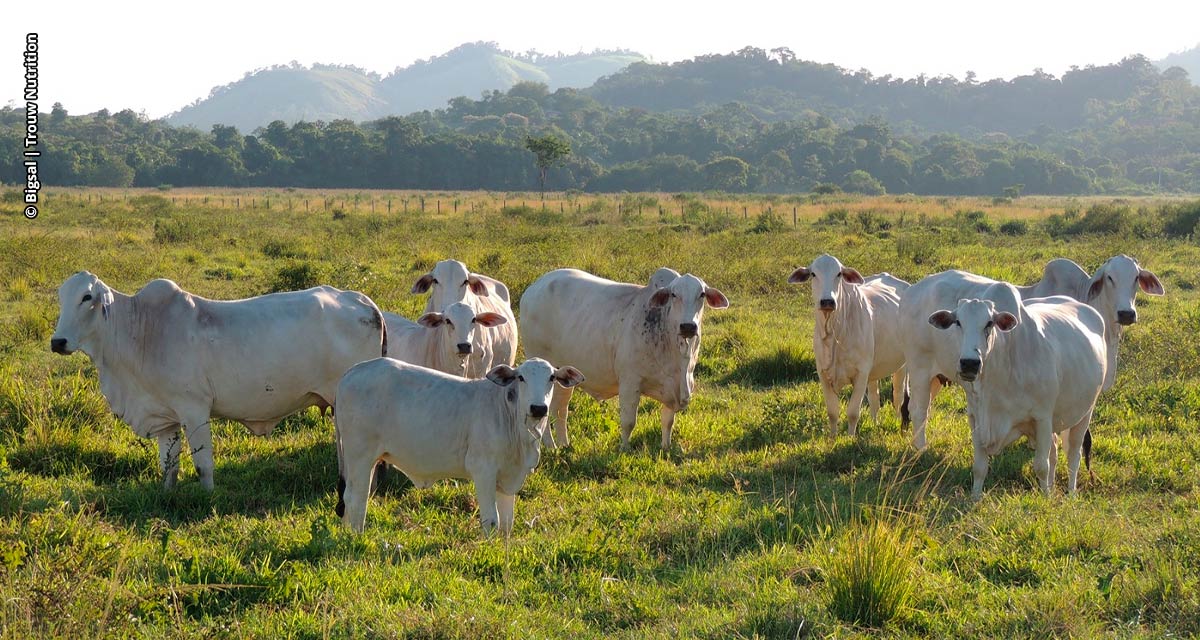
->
xmin=48 ymin=253 xmax=1163 ymax=534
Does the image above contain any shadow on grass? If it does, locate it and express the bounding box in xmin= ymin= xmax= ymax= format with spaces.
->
xmin=721 ymin=347 xmax=817 ymax=388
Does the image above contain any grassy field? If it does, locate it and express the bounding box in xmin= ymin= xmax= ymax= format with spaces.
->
xmin=1 ymin=189 xmax=1199 ymax=638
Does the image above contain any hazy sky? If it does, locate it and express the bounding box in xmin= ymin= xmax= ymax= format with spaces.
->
xmin=4 ymin=0 xmax=1197 ymax=118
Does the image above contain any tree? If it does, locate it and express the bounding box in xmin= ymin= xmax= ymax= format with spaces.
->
xmin=524 ymin=134 xmax=571 ymax=199
xmin=841 ymin=169 xmax=886 ymax=195
xmin=702 ymin=156 xmax=750 ymax=191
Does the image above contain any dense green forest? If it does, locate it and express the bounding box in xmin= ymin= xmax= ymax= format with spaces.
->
xmin=4 ymin=50 xmax=1198 ymax=194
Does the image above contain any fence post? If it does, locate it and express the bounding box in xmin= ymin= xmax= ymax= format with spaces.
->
xmin=793 ymin=207 xmax=797 ymax=225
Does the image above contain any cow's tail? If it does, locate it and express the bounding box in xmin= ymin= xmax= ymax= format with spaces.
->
xmin=380 ymin=312 xmax=389 ymax=357
xmin=1083 ymin=427 xmax=1095 ymax=484
xmin=334 ymin=404 xmax=347 ymax=518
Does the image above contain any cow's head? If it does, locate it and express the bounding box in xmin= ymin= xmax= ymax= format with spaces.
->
xmin=487 ymin=358 xmax=584 ymax=445
xmin=411 ymin=259 xmax=490 ymax=308
xmin=648 ymin=272 xmax=729 ymax=339
xmin=929 ymin=298 xmax=1019 ymax=382
xmin=51 ymin=271 xmax=114 ymax=356
xmin=417 ymin=302 xmax=506 ymax=372
xmin=788 ymin=253 xmax=864 ymax=315
xmin=1086 ymin=254 xmax=1163 ymax=327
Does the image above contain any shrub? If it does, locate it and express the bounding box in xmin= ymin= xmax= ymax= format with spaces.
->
xmin=270 ymin=262 xmax=325 ymax=293
xmin=812 ymin=183 xmax=842 ymax=195
xmin=825 ymin=518 xmax=917 ymax=628
xmin=748 ymin=211 xmax=786 ymax=234
xmin=153 ymin=217 xmax=202 ymax=244
xmin=502 ymin=204 xmax=564 ymax=225
xmin=1160 ymin=200 xmax=1200 ymax=238
xmin=817 ymin=207 xmax=850 ymax=226
xmin=896 ymin=234 xmax=937 ymax=265
xmin=954 ymin=210 xmax=993 ymax=233
xmin=998 ymin=219 xmax=1029 ymax=235
xmin=261 ymin=240 xmax=305 ymax=259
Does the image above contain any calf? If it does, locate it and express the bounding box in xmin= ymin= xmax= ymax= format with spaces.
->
xmin=411 ymin=260 xmax=517 ymax=374
xmin=335 ymin=357 xmax=584 ymax=534
xmin=383 ymin=303 xmax=507 ymax=378
xmin=928 ymin=291 xmax=1106 ymax=499
xmin=788 ymin=255 xmax=909 ymax=436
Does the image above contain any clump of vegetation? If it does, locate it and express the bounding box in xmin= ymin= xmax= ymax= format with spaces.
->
xmin=152 ymin=217 xmax=203 ymax=244
xmin=999 ymin=219 xmax=1029 ymax=235
xmin=749 ymin=211 xmax=786 ymax=234
xmin=502 ymin=204 xmax=565 ymax=225
xmin=812 ymin=183 xmax=843 ymax=195
xmin=269 ymin=261 xmax=325 ymax=292
xmin=817 ymin=207 xmax=850 ymax=226
xmin=1160 ymin=200 xmax=1200 ymax=238
xmin=954 ymin=210 xmax=993 ymax=233
xmin=261 ymin=240 xmax=305 ymax=259
xmin=824 ymin=517 xmax=918 ymax=628
xmin=896 ymin=233 xmax=937 ymax=265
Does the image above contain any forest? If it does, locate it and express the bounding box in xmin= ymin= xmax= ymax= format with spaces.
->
xmin=2 ymin=50 xmax=1197 ymax=195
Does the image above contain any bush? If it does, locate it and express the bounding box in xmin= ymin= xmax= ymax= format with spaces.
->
xmin=270 ymin=262 xmax=325 ymax=293
xmin=817 ymin=207 xmax=850 ymax=226
xmin=954 ymin=210 xmax=993 ymax=233
xmin=748 ymin=211 xmax=786 ymax=234
xmin=1160 ymin=200 xmax=1200 ymax=238
xmin=998 ymin=219 xmax=1029 ymax=235
xmin=896 ymin=234 xmax=937 ymax=265
xmin=502 ymin=204 xmax=564 ymax=225
xmin=153 ymin=217 xmax=203 ymax=244
xmin=825 ymin=518 xmax=917 ymax=628
xmin=812 ymin=183 xmax=842 ymax=195
xmin=261 ymin=240 xmax=305 ymax=259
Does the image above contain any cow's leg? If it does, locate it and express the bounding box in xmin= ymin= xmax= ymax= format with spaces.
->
xmin=820 ymin=380 xmax=841 ymax=438
xmin=971 ymin=442 xmax=989 ymax=501
xmin=157 ymin=429 xmax=183 ymax=491
xmin=497 ymin=491 xmax=516 ymax=537
xmin=547 ymin=383 xmax=574 ymax=448
xmin=340 ymin=455 xmax=375 ymax=533
xmin=181 ymin=413 xmax=215 ymax=491
xmin=1048 ymin=430 xmax=1059 ymax=493
xmin=1032 ymin=415 xmax=1054 ymax=497
xmin=909 ymin=369 xmax=936 ymax=450
xmin=891 ymin=368 xmax=906 ymax=414
xmin=660 ymin=406 xmax=676 ymax=450
xmin=1065 ymin=412 xmax=1092 ymax=495
xmin=618 ymin=380 xmax=641 ymax=450
xmin=846 ymin=374 xmax=870 ymax=436
xmin=469 ymin=468 xmax=500 ymax=536
xmin=866 ymin=382 xmax=881 ymax=426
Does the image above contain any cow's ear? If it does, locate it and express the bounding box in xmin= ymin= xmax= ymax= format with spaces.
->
xmin=993 ymin=311 xmax=1018 ymax=332
xmin=467 ymin=275 xmax=490 ymax=297
xmin=703 ymin=287 xmax=729 ymax=309
xmin=553 ymin=365 xmax=586 ymax=388
xmin=841 ymin=267 xmax=864 ymax=284
xmin=486 ymin=364 xmax=519 ymax=386
xmin=411 ymin=273 xmax=434 ymax=294
xmin=473 ymin=312 xmax=507 ymax=327
xmin=1138 ymin=269 xmax=1164 ymax=296
xmin=1087 ymin=273 xmax=1105 ymax=300
xmin=99 ymin=285 xmax=114 ymax=321
xmin=649 ymin=288 xmax=671 ymax=307
xmin=929 ymin=310 xmax=956 ymax=329
xmin=787 ymin=267 xmax=812 ymax=284
xmin=417 ymin=312 xmax=444 ymax=328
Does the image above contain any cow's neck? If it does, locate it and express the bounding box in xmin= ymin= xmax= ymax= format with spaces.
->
xmin=813 ymin=283 xmax=867 ymax=374
xmin=641 ymin=299 xmax=699 ymax=407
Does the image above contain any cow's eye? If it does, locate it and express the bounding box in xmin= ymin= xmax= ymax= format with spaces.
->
xmin=462 ymin=280 xmax=469 ymax=286
xmin=1107 ymin=275 xmax=1114 ymax=284
xmin=984 ymin=321 xmax=994 ymax=331
xmin=81 ymin=294 xmax=93 ymax=303
xmin=431 ymin=278 xmax=438 ymax=284
xmin=517 ymin=375 xmax=524 ymax=382
xmin=953 ymin=320 xmax=961 ymax=327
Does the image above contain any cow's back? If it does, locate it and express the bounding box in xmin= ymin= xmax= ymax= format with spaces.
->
xmin=900 ymin=271 xmax=1012 ymax=377
xmin=861 ymin=278 xmax=906 ymax=379
xmin=1025 ymin=301 xmax=1107 ymax=425
xmin=520 ymin=269 xmax=637 ymax=397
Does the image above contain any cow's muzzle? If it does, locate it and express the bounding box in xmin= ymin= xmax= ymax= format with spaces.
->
xmin=679 ymin=322 xmax=697 ymax=339
xmin=819 ymin=298 xmax=836 ymax=312
xmin=958 ymin=358 xmax=981 ymax=381
xmin=50 ymin=338 xmax=69 ymax=354
xmin=456 ymin=342 xmax=472 ymax=356
xmin=529 ymin=404 xmax=548 ymax=419
xmin=1116 ymin=309 xmax=1137 ymax=326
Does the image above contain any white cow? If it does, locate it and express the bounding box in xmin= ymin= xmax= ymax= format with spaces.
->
xmin=334 ymin=357 xmax=584 ymax=535
xmin=927 ymin=291 xmax=1106 ymax=499
xmin=411 ymin=260 xmax=517 ymax=375
xmin=788 ymin=255 xmax=909 ymax=436
xmin=1018 ymin=255 xmax=1163 ymax=391
xmin=50 ymin=272 xmax=387 ymax=490
xmin=520 ymin=268 xmax=729 ymax=450
xmin=383 ymin=303 xmax=507 ymax=378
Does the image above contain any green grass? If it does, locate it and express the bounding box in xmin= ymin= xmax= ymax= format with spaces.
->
xmin=1 ymin=191 xmax=1198 ymax=638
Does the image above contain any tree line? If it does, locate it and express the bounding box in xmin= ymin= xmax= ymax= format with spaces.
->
xmin=2 ymin=52 xmax=1197 ymax=195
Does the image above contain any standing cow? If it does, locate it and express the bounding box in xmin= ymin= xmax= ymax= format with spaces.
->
xmin=411 ymin=260 xmax=517 ymax=376
xmin=383 ymin=303 xmax=507 ymax=378
xmin=520 ymin=268 xmax=729 ymax=450
xmin=50 ymin=272 xmax=387 ymax=490
xmin=788 ymin=255 xmax=909 ymax=436
xmin=927 ymin=291 xmax=1106 ymax=499
xmin=334 ymin=357 xmax=584 ymax=535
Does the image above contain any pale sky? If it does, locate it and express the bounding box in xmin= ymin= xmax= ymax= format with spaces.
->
xmin=4 ymin=0 xmax=1198 ymax=119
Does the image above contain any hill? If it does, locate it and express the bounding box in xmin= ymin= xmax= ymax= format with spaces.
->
xmin=1157 ymin=44 xmax=1200 ymax=85
xmin=167 ymin=64 xmax=388 ymax=132
xmin=167 ymin=43 xmax=645 ymax=132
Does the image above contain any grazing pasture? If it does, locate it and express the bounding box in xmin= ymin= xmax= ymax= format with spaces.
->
xmin=1 ymin=189 xmax=1199 ymax=638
